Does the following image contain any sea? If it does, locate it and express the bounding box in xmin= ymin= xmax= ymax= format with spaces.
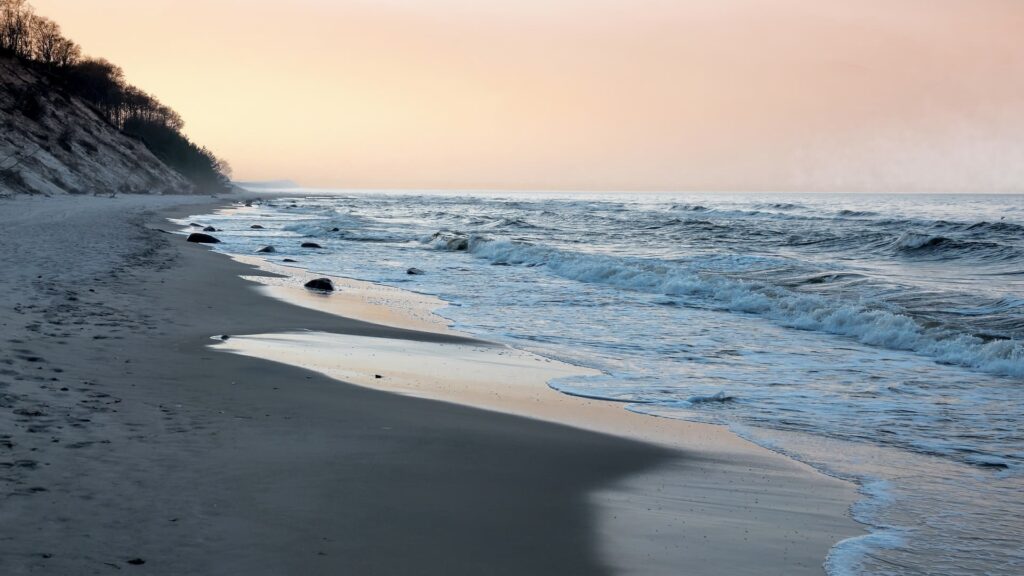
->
xmin=184 ymin=191 xmax=1023 ymax=576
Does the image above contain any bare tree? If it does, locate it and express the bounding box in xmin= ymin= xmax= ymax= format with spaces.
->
xmin=0 ymin=0 xmax=33 ymax=57
xmin=29 ymin=15 xmax=59 ymax=64
xmin=50 ymin=34 xmax=80 ymax=68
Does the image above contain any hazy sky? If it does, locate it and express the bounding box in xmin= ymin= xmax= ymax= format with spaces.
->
xmin=32 ymin=0 xmax=1024 ymax=191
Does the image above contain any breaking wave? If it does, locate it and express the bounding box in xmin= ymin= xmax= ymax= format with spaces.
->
xmin=428 ymin=236 xmax=1024 ymax=377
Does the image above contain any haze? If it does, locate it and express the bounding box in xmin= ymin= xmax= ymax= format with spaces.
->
xmin=33 ymin=0 xmax=1024 ymax=192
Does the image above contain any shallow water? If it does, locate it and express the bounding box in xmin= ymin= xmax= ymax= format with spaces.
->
xmin=184 ymin=191 xmax=1023 ymax=575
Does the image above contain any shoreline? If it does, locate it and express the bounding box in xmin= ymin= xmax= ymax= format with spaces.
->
xmin=213 ymin=249 xmax=822 ymax=454
xmin=184 ymin=197 xmax=867 ymax=571
xmin=0 ymin=193 xmax=863 ymax=575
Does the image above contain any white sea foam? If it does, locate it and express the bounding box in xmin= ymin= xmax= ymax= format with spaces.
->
xmin=825 ymin=530 xmax=906 ymax=576
xmin=452 ymin=237 xmax=1024 ymax=377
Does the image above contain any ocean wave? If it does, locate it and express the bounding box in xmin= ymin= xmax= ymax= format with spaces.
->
xmin=337 ymin=231 xmax=410 ymax=243
xmin=786 ymin=272 xmax=868 ymax=286
xmin=670 ymin=203 xmax=710 ymax=212
xmin=645 ymin=217 xmax=737 ymax=232
xmin=892 ymin=231 xmax=944 ymax=250
xmin=754 ymin=202 xmax=803 ymax=210
xmin=892 ymin=231 xmax=1014 ymax=260
xmin=824 ymin=481 xmax=907 ymax=576
xmin=964 ymin=220 xmax=1024 ymax=234
xmin=424 ymin=231 xmax=474 ymax=251
xmin=282 ymin=214 xmax=367 ymax=236
xmin=476 ymin=217 xmax=544 ymax=231
xmin=281 ymin=223 xmax=333 ymax=236
xmin=644 ymin=217 xmax=684 ymax=229
xmin=439 ymin=237 xmax=1024 ymax=377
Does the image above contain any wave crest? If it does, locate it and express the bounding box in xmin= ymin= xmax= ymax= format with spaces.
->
xmin=451 ymin=238 xmax=1023 ymax=377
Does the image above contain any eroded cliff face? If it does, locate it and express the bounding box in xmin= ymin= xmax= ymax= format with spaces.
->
xmin=0 ymin=56 xmax=193 ymax=196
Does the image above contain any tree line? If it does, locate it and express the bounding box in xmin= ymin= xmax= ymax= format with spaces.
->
xmin=1 ymin=0 xmax=231 ymax=191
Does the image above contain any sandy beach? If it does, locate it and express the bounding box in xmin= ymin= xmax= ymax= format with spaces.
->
xmin=0 ymin=194 xmax=862 ymax=575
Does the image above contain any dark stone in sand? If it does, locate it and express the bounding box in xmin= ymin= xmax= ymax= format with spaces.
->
xmin=187 ymin=233 xmax=221 ymax=244
xmin=301 ymin=242 xmax=322 ymax=249
xmin=203 ymin=226 xmax=217 ymax=232
xmin=220 ymin=335 xmax=231 ymax=341
xmin=304 ymin=278 xmax=334 ymax=292
xmin=374 ymin=374 xmax=383 ymax=379
xmin=251 ymin=224 xmax=264 ymax=229
xmin=257 ymin=246 xmax=276 ymax=253
xmin=282 ymin=259 xmax=298 ymax=263
xmin=407 ymin=268 xmax=425 ymax=275
xmin=126 ymin=558 xmax=146 ymax=566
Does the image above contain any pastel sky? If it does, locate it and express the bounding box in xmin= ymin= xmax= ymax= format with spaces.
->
xmin=32 ymin=0 xmax=1024 ymax=191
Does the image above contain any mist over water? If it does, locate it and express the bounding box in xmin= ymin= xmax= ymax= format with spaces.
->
xmin=186 ymin=191 xmax=1023 ymax=575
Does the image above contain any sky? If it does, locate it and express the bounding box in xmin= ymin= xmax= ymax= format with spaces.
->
xmin=31 ymin=0 xmax=1024 ymax=192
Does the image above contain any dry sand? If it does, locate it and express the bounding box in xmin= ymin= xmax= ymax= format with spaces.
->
xmin=0 ymin=194 xmax=863 ymax=575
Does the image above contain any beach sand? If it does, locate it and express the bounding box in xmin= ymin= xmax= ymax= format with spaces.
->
xmin=0 ymin=194 xmax=862 ymax=575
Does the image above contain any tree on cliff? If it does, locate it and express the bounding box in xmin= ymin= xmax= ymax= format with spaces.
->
xmin=0 ymin=0 xmax=33 ymax=57
xmin=30 ymin=15 xmax=79 ymax=67
xmin=1 ymin=0 xmax=231 ymax=192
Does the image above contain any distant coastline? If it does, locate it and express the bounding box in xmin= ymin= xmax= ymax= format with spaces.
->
xmin=234 ymin=179 xmax=302 ymax=191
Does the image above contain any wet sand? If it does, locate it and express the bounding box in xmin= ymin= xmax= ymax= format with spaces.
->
xmin=0 ymin=194 xmax=862 ymax=575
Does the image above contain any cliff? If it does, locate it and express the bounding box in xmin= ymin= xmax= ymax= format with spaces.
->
xmin=0 ymin=55 xmax=194 ymax=197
